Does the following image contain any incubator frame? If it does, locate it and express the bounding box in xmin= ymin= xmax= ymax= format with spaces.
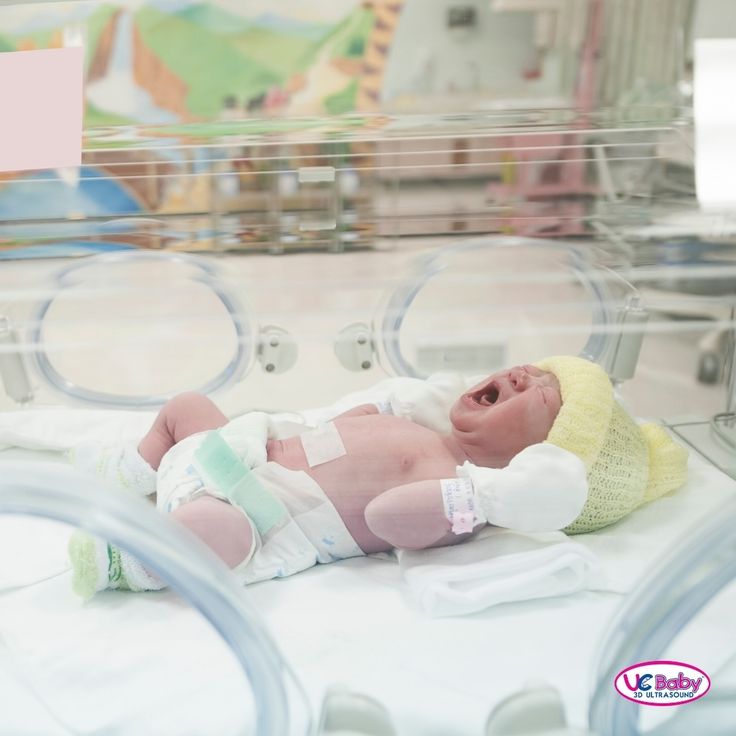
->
xmin=29 ymin=251 xmax=254 ymax=409
xmin=0 ymin=460 xmax=312 ymax=735
xmin=589 ymin=496 xmax=736 ymax=735
xmin=0 ymin=2 xmax=733 ymax=733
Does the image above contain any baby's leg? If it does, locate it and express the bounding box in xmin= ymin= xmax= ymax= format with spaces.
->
xmin=69 ymin=395 xmax=243 ymax=597
xmin=139 ymin=392 xmax=228 ymax=470
xmin=69 ymin=495 xmax=254 ymax=598
xmin=171 ymin=495 xmax=254 ymax=569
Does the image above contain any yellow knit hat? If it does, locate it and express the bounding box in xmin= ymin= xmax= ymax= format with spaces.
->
xmin=534 ymin=355 xmax=688 ymax=534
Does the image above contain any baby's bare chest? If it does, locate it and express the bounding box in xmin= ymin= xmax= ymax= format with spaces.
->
xmin=342 ymin=418 xmax=455 ymax=479
xmin=269 ymin=416 xmax=458 ymax=499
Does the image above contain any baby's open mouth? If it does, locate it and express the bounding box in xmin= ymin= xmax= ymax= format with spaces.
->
xmin=472 ymin=382 xmax=499 ymax=405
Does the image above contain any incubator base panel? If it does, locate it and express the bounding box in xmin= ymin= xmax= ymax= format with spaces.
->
xmin=671 ymin=420 xmax=736 ymax=480
xmin=0 ymin=432 xmax=734 ymax=735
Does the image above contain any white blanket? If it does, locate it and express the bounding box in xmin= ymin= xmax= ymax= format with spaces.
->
xmin=0 ymin=407 xmax=155 ymax=452
xmin=1 ymin=407 xmax=736 ymax=735
xmin=398 ymin=528 xmax=601 ymax=617
xmin=0 ymin=407 xmax=731 ymax=618
xmin=398 ymin=451 xmax=733 ymax=616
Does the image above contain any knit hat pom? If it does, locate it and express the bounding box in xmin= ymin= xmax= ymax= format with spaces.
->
xmin=640 ymin=422 xmax=689 ymax=504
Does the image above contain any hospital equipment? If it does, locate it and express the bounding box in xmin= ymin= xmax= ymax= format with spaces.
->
xmin=2 ymin=0 xmax=736 ymax=733
xmin=0 ymin=461 xmax=306 ymax=735
xmin=1 ymin=227 xmax=734 ymax=734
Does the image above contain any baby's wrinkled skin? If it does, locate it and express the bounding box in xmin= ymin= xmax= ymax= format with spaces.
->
xmin=267 ymin=365 xmax=562 ymax=552
xmin=139 ymin=366 xmax=562 ymax=565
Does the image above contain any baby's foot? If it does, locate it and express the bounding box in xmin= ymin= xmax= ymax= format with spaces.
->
xmin=67 ymin=442 xmax=156 ymax=496
xmin=68 ymin=532 xmax=165 ymax=598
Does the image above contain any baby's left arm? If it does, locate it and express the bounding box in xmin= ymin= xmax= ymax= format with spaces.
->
xmin=364 ymin=444 xmax=591 ymax=550
xmin=364 ymin=480 xmax=481 ymax=551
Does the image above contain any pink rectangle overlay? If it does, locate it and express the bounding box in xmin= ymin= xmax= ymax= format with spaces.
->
xmin=0 ymin=47 xmax=83 ymax=173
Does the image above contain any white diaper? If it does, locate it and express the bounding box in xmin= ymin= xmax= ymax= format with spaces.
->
xmin=156 ymin=432 xmax=364 ymax=585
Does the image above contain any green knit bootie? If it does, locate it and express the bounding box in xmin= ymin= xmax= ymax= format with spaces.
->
xmin=68 ymin=531 xmax=165 ymax=599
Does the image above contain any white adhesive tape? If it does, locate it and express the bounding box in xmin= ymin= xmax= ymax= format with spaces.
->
xmin=300 ymin=422 xmax=347 ymax=467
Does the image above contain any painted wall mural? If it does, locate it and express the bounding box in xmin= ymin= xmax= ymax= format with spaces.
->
xmin=0 ymin=1 xmax=390 ymax=126
xmin=1 ymin=1 xmax=688 ymax=256
xmin=0 ymin=1 xmax=398 ymax=257
xmin=0 ymin=0 xmax=593 ymax=257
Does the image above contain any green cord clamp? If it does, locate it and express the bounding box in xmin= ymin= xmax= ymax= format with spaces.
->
xmin=194 ymin=430 xmax=287 ymax=536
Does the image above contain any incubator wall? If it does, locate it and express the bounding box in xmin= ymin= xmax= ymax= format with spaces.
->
xmin=1 ymin=1 xmax=736 ymax=735
xmin=0 ymin=1 xmax=732 ymax=426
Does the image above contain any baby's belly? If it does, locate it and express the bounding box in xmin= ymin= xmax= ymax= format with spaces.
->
xmin=265 ymin=423 xmax=457 ymax=553
xmin=266 ymin=437 xmax=395 ymax=553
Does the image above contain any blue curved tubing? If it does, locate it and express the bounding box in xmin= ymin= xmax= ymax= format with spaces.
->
xmin=29 ymin=251 xmax=253 ymax=409
xmin=0 ymin=461 xmax=303 ymax=736
xmin=377 ymin=235 xmax=618 ymax=378
xmin=588 ymin=495 xmax=736 ymax=735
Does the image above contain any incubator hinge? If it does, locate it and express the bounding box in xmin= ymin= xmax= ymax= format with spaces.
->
xmin=485 ymin=685 xmax=598 ymax=736
xmin=0 ymin=316 xmax=34 ymax=405
xmin=316 ymin=687 xmax=397 ymax=736
xmin=600 ymin=301 xmax=649 ymax=384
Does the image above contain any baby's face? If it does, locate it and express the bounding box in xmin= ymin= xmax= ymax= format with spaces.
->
xmin=449 ymin=365 xmax=562 ymax=467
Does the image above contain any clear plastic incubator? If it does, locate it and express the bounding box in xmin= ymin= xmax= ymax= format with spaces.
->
xmin=1 ymin=1 xmax=736 ymax=735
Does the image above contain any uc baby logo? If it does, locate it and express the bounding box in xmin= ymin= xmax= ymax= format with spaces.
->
xmin=614 ymin=660 xmax=710 ymax=706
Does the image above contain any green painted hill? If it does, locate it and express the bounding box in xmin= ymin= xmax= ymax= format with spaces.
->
xmin=321 ymin=5 xmax=375 ymax=59
xmin=227 ymin=26 xmax=320 ymax=80
xmin=135 ymin=6 xmax=279 ymax=118
xmin=176 ymin=3 xmax=251 ymax=35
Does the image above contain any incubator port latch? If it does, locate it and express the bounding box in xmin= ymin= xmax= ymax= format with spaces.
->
xmin=257 ymin=325 xmax=298 ymax=374
xmin=334 ymin=323 xmax=375 ymax=371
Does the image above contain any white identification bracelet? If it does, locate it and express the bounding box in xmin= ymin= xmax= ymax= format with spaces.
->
xmin=440 ymin=477 xmax=482 ymax=534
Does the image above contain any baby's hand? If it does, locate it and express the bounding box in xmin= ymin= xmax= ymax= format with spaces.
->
xmin=459 ymin=444 xmax=588 ymax=532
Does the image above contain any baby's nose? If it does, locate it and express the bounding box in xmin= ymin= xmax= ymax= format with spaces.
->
xmin=509 ymin=367 xmax=528 ymax=390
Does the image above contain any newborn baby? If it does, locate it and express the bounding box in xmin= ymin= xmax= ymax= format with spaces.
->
xmin=69 ymin=356 xmax=688 ymax=597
